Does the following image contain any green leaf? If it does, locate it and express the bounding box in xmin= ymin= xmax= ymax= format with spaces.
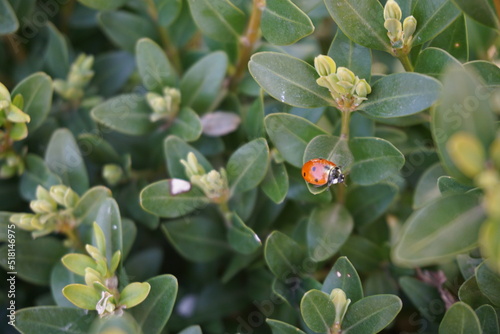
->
xmin=179 ymin=325 xmax=203 ymax=334
xmin=51 ymin=262 xmax=86 ymax=308
xmin=98 ymin=10 xmax=159 ymax=53
xmin=94 ymin=198 xmax=123 ymax=265
xmin=411 ymin=0 xmax=461 ymax=46
xmin=249 ymin=52 xmax=335 ymax=108
xmin=43 ymin=22 xmax=69 ymax=78
xmin=161 ymin=216 xmax=229 ymax=262
xmin=342 ymin=295 xmax=402 ymax=334
xmin=227 ymin=212 xmax=261 ymax=254
xmin=414 ymin=47 xmax=462 ymax=79
xmin=91 ymin=94 xmax=157 ymax=135
xmin=0 ymin=0 xmax=19 ymax=35
xmin=136 ymin=38 xmax=177 ymax=93
xmin=399 ymin=276 xmax=445 ymax=323
xmin=119 ymin=282 xmax=151 ymax=309
xmin=458 ymin=276 xmax=491 ymax=309
xmin=187 ymin=0 xmax=245 ymax=42
xmin=393 ymin=194 xmax=486 ymax=267
xmin=464 ymin=60 xmax=500 ymax=87
xmin=300 ymin=289 xmax=336 ymax=333
xmin=261 ymin=0 xmax=314 ymax=45
xmin=157 ymin=0 xmax=182 ymax=27
xmin=140 ymin=180 xmax=208 ymax=218
xmin=439 ymin=302 xmax=481 ymax=334
xmin=73 ymin=186 xmax=112 ymax=226
xmin=168 ymin=107 xmax=202 ymax=142
xmin=20 ymin=154 xmax=62 ymax=201
xmin=266 ymin=319 xmax=306 ymax=334
xmin=77 ymin=134 xmax=122 ymax=165
xmin=180 ymin=51 xmax=228 ymax=114
xmin=349 ymin=137 xmax=405 ymax=186
xmin=340 ymin=235 xmax=385 ymax=273
xmin=0 ymin=236 xmax=66 ymax=285
xmin=360 ymin=73 xmax=441 ymax=118
xmin=429 ymin=15 xmax=469 ymax=62
xmin=328 ymin=28 xmax=372 ymax=81
xmin=265 ymin=231 xmax=308 ymax=279
xmin=322 ymin=256 xmax=363 ymax=303
xmin=164 ymin=135 xmax=213 ymax=179
xmin=130 ymin=274 xmax=177 ymax=334
xmin=62 ymin=284 xmax=101 ymax=310
xmin=44 ymin=129 xmax=89 ymax=194
xmin=265 ymin=113 xmax=327 ymax=167
xmin=61 ymin=253 xmax=96 ymax=276
xmin=227 ymin=138 xmax=269 ymax=193
xmin=475 ymin=305 xmax=500 ymax=334
xmin=324 ymin=0 xmax=390 ymax=52
xmin=261 ymin=160 xmax=289 ymax=204
xmin=244 ymin=91 xmax=265 ymax=139
xmin=476 ymin=262 xmax=500 ymax=307
xmin=14 ymin=307 xmax=95 ymax=334
xmin=346 ymin=182 xmax=398 ymax=226
xmin=413 ymin=163 xmax=446 ymax=209
xmin=91 ymin=51 xmax=136 ymax=97
xmin=451 ymin=0 xmax=499 ymax=28
xmin=90 ymin=314 xmax=141 ymax=334
xmin=438 ymin=176 xmax=473 ymax=195
xmin=431 ymin=66 xmax=496 ymax=183
xmin=11 ymin=72 xmax=53 ymax=132
xmin=78 ymin=0 xmax=128 ymax=10
xmin=307 ymin=203 xmax=353 ymax=261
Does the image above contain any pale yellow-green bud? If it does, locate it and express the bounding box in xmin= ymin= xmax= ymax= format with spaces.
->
xmin=180 ymin=152 xmax=206 ymax=179
xmin=336 ymin=67 xmax=356 ymax=84
xmin=6 ymin=104 xmax=30 ymax=123
xmin=0 ymin=82 xmax=10 ymax=102
xmin=384 ymin=18 xmax=403 ymax=43
xmin=403 ymin=15 xmax=417 ymax=45
xmin=314 ymin=55 xmax=337 ymax=77
xmin=316 ymin=75 xmax=336 ymax=93
xmin=384 ymin=0 xmax=402 ymax=21
xmin=355 ymin=79 xmax=372 ymax=98
xmin=476 ymin=169 xmax=499 ymax=192
xmin=331 ymin=80 xmax=352 ymax=95
xmin=191 ymin=168 xmax=229 ymax=203
xmin=0 ymin=100 xmax=10 ymax=110
xmin=146 ymin=92 xmax=167 ymax=114
xmin=102 ymin=164 xmax=123 ymax=186
xmin=30 ymin=199 xmax=57 ymax=214
xmin=36 ymin=185 xmax=54 ymax=202
xmin=49 ymin=185 xmax=79 ymax=208
xmin=49 ymin=185 xmax=69 ymax=205
xmin=330 ymin=288 xmax=351 ymax=325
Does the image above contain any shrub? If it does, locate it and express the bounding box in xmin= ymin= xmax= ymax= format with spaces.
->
xmin=1 ymin=0 xmax=500 ymax=333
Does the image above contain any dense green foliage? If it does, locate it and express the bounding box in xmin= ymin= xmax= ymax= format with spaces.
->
xmin=1 ymin=0 xmax=500 ymax=333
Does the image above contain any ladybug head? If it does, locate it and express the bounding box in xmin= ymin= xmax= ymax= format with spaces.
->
xmin=328 ymin=166 xmax=345 ymax=185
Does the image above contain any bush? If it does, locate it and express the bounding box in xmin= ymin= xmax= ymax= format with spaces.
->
xmin=1 ymin=0 xmax=500 ymax=333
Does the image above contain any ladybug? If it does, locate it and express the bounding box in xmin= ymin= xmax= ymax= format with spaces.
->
xmin=302 ymin=158 xmax=345 ymax=186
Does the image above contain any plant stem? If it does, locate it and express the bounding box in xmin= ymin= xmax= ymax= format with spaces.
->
xmin=398 ymin=54 xmax=414 ymax=72
xmin=340 ymin=109 xmax=351 ymax=141
xmin=145 ymin=0 xmax=182 ymax=74
xmin=229 ymin=0 xmax=265 ymax=90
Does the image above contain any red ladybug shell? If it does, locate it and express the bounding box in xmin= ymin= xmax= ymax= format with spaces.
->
xmin=302 ymin=158 xmax=337 ymax=186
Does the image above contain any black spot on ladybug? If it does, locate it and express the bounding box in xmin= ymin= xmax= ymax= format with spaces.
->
xmin=314 ymin=178 xmax=318 ymax=182
xmin=303 ymin=172 xmax=306 ymax=176
xmin=312 ymin=166 xmax=316 ymax=172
